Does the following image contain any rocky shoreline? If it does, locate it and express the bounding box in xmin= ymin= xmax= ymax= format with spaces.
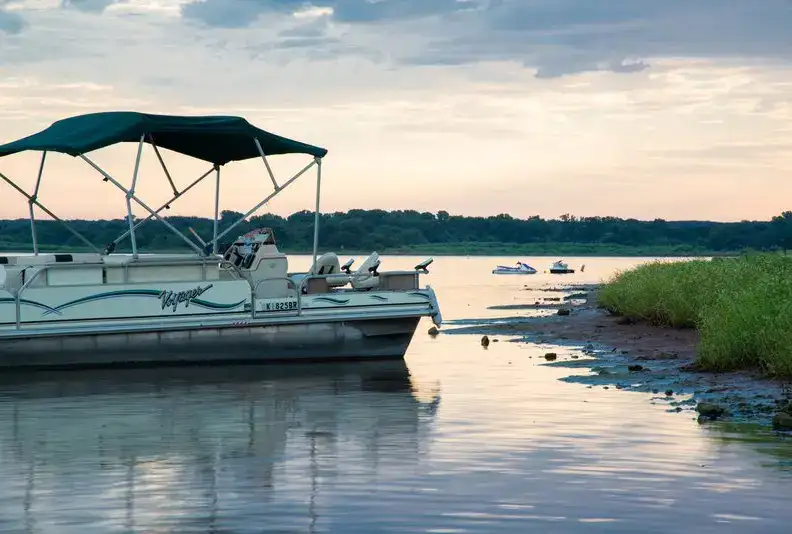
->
xmin=441 ymin=283 xmax=792 ymax=432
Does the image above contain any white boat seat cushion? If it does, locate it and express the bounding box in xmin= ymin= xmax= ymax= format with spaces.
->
xmin=309 ymin=252 xmax=349 ymax=287
xmin=350 ymin=252 xmax=380 ymax=290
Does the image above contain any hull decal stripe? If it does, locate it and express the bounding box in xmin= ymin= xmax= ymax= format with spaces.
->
xmin=0 ymin=297 xmax=62 ymax=315
xmin=0 ymin=289 xmax=247 ymax=317
xmin=312 ymin=296 xmax=351 ymax=304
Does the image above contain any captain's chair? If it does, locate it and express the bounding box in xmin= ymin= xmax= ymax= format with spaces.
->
xmin=309 ymin=252 xmax=350 ymax=288
xmin=350 ymin=252 xmax=381 ymax=290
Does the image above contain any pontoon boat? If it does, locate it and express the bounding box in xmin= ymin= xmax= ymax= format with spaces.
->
xmin=0 ymin=112 xmax=442 ymax=368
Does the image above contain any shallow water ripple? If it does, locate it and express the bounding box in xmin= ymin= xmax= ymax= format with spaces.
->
xmin=0 ymin=256 xmax=791 ymax=532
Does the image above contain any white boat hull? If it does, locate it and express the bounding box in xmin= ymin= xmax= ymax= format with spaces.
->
xmin=0 ymin=282 xmax=441 ymax=369
xmin=492 ymin=263 xmax=537 ymax=275
xmin=0 ymin=315 xmax=421 ymax=369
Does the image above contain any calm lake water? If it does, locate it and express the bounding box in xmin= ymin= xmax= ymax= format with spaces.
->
xmin=0 ymin=255 xmax=790 ymax=533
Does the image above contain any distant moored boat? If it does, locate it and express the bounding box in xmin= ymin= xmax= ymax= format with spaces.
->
xmin=549 ymin=260 xmax=575 ymax=274
xmin=492 ymin=261 xmax=537 ymax=275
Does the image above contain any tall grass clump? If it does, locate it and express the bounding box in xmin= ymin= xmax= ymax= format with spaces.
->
xmin=598 ymin=254 xmax=792 ymax=378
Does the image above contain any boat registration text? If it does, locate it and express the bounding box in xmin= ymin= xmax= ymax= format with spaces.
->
xmin=259 ymin=298 xmax=299 ymax=312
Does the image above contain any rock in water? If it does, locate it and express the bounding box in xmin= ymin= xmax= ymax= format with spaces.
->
xmin=696 ymin=402 xmax=726 ymax=419
xmin=544 ymin=352 xmax=557 ymax=361
xmin=772 ymin=412 xmax=792 ymax=430
xmin=428 ymin=326 xmax=439 ymax=336
xmin=481 ymin=335 xmax=490 ymax=347
xmin=557 ymin=308 xmax=571 ymax=316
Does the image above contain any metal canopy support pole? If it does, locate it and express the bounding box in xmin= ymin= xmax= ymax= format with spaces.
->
xmin=254 ymin=138 xmax=279 ymax=190
xmin=80 ymin=155 xmax=205 ymax=256
xmin=149 ymin=137 xmax=179 ymax=196
xmin=29 ymin=151 xmax=46 ymax=255
xmin=127 ymin=135 xmax=144 ymax=258
xmin=311 ymin=157 xmax=322 ymax=268
xmin=28 ymin=205 xmax=37 ymax=255
xmin=215 ymin=159 xmax=317 ymax=244
xmin=0 ymin=170 xmax=101 ymax=254
xmin=112 ymin=166 xmax=215 ymax=248
xmin=213 ymin=165 xmax=220 ymax=255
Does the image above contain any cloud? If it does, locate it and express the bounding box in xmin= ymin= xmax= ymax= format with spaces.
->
xmin=18 ymin=1 xmax=792 ymax=79
xmin=3 ymin=1 xmax=792 ymax=222
xmin=407 ymin=0 xmax=792 ymax=77
xmin=60 ymin=0 xmax=116 ymax=12
xmin=0 ymin=1 xmax=26 ymax=34
xmin=170 ymin=0 xmax=792 ymax=78
xmin=180 ymin=0 xmax=268 ymax=28
xmin=610 ymin=59 xmax=649 ymax=74
xmin=180 ymin=0 xmax=478 ymax=28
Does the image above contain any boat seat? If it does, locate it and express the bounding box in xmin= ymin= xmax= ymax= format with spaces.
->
xmin=308 ymin=252 xmax=350 ymax=288
xmin=350 ymin=252 xmax=380 ymax=290
xmin=0 ymin=265 xmax=23 ymax=294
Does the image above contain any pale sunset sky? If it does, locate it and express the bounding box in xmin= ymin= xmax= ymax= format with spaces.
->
xmin=0 ymin=0 xmax=790 ymax=222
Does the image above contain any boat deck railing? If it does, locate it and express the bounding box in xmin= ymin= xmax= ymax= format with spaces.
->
xmin=297 ymin=270 xmax=424 ymax=294
xmin=7 ymin=258 xmax=246 ymax=330
xmin=252 ymin=277 xmax=302 ymax=319
xmin=3 ymin=261 xmax=433 ymax=330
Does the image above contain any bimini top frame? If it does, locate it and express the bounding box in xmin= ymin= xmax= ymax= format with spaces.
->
xmin=0 ymin=111 xmax=328 ymax=266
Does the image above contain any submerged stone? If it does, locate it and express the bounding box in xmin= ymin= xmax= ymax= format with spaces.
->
xmin=772 ymin=412 xmax=792 ymax=430
xmin=696 ymin=402 xmax=726 ymax=419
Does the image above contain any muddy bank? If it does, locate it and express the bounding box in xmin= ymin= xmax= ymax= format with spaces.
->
xmin=442 ymin=284 xmax=792 ymax=431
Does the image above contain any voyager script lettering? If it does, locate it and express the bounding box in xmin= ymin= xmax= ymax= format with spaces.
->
xmin=159 ymin=284 xmax=213 ymax=312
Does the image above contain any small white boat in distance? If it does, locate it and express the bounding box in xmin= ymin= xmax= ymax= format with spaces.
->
xmin=0 ymin=111 xmax=442 ymax=369
xmin=549 ymin=260 xmax=575 ymax=274
xmin=492 ymin=261 xmax=537 ymax=275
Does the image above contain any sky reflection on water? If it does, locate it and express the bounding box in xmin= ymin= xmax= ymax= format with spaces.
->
xmin=0 ymin=256 xmax=789 ymax=533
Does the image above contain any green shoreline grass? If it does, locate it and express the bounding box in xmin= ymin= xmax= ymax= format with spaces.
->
xmin=598 ymin=254 xmax=792 ymax=378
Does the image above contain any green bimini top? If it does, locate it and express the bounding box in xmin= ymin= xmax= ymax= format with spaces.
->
xmin=0 ymin=111 xmax=327 ymax=165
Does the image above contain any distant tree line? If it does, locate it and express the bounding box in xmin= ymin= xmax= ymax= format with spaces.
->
xmin=1 ymin=209 xmax=791 ymax=254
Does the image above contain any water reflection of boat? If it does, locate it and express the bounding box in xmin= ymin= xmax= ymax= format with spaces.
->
xmin=492 ymin=262 xmax=537 ymax=275
xmin=549 ymin=260 xmax=575 ymax=274
xmin=0 ymin=360 xmax=440 ymax=532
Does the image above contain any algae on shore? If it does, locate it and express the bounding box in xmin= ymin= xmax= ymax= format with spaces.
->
xmin=439 ymin=278 xmax=792 ymax=430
